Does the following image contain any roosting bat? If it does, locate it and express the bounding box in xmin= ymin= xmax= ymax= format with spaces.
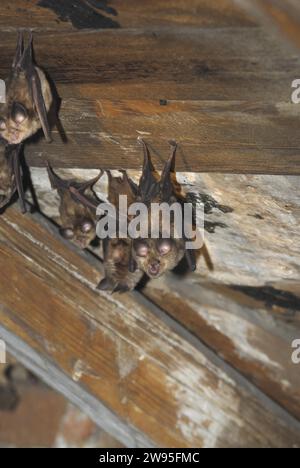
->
xmin=129 ymin=139 xmax=197 ymax=279
xmin=0 ymin=142 xmax=26 ymax=213
xmin=97 ymin=171 xmax=144 ymax=293
xmin=47 ymin=165 xmax=101 ymax=249
xmin=0 ymin=30 xmax=52 ymax=145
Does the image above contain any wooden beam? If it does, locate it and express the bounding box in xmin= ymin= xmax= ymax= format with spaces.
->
xmin=24 ymin=98 xmax=300 ymax=174
xmin=0 ymin=27 xmax=298 ymax=174
xmin=0 ymin=206 xmax=299 ymax=447
xmin=0 ymin=0 xmax=257 ymax=31
xmin=144 ymin=277 xmax=300 ymax=420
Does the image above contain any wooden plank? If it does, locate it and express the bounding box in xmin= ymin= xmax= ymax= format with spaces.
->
xmin=0 ymin=28 xmax=297 ymax=102
xmin=144 ymin=277 xmax=300 ymax=419
xmin=23 ymin=98 xmax=300 ymax=174
xmin=0 ymin=206 xmax=299 ymax=447
xmin=0 ymin=0 xmax=257 ymax=31
xmin=253 ymin=0 xmax=300 ymax=49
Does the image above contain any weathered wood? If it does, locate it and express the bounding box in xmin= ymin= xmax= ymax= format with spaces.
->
xmin=22 ymin=98 xmax=300 ymax=174
xmin=253 ymin=0 xmax=300 ymax=50
xmin=144 ymin=277 xmax=300 ymax=419
xmin=0 ymin=27 xmax=297 ymax=102
xmin=0 ymin=206 xmax=299 ymax=447
xmin=0 ymin=0 xmax=257 ymax=31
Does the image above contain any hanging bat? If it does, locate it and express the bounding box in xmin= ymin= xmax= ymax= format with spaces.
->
xmin=97 ymin=171 xmax=144 ymax=293
xmin=0 ymin=142 xmax=26 ymax=213
xmin=0 ymin=30 xmax=52 ymax=145
xmin=129 ymin=139 xmax=196 ymax=279
xmin=47 ymin=164 xmax=102 ymax=249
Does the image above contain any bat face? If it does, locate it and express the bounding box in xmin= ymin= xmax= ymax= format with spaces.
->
xmin=0 ymin=31 xmax=52 ymax=145
xmin=47 ymin=165 xmax=101 ymax=250
xmin=59 ymin=190 xmax=96 ymax=249
xmin=132 ymin=237 xmax=185 ymax=279
xmin=129 ymin=139 xmax=197 ymax=277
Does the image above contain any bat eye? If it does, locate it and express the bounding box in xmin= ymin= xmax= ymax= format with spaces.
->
xmin=134 ymin=240 xmax=149 ymax=257
xmin=11 ymin=102 xmax=28 ymax=124
xmin=60 ymin=228 xmax=74 ymax=239
xmin=0 ymin=119 xmax=6 ymax=130
xmin=157 ymin=239 xmax=173 ymax=255
xmin=81 ymin=221 xmax=93 ymax=233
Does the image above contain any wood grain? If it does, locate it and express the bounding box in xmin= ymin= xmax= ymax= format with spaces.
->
xmin=144 ymin=277 xmax=300 ymax=420
xmin=0 ymin=206 xmax=299 ymax=447
xmin=0 ymin=0 xmax=257 ymax=31
xmin=22 ymin=98 xmax=300 ymax=174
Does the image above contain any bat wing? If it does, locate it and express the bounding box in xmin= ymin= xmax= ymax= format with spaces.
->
xmin=137 ymin=138 xmax=159 ymax=203
xmin=11 ymin=144 xmax=26 ymax=213
xmin=18 ymin=32 xmax=51 ymax=142
xmin=47 ymin=163 xmax=70 ymax=192
xmin=160 ymin=140 xmax=177 ymax=201
xmin=12 ymin=31 xmax=24 ymax=69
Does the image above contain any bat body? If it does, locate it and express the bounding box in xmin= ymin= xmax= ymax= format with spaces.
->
xmin=0 ymin=31 xmax=52 ymax=145
xmin=47 ymin=165 xmax=101 ymax=249
xmin=0 ymin=142 xmax=26 ymax=212
xmin=130 ymin=139 xmax=196 ymax=279
xmin=97 ymin=171 xmax=143 ymax=293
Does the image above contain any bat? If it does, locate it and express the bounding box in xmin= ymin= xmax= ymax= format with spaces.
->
xmin=47 ymin=164 xmax=102 ymax=249
xmin=0 ymin=142 xmax=26 ymax=213
xmin=0 ymin=30 xmax=52 ymax=145
xmin=129 ymin=139 xmax=196 ymax=279
xmin=97 ymin=171 xmax=143 ymax=293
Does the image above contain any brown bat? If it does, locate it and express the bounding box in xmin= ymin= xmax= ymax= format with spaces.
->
xmin=97 ymin=171 xmax=144 ymax=293
xmin=47 ymin=165 xmax=101 ymax=249
xmin=0 ymin=142 xmax=26 ymax=213
xmin=0 ymin=30 xmax=52 ymax=145
xmin=129 ymin=139 xmax=196 ymax=279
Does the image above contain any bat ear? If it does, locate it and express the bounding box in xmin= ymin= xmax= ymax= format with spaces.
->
xmin=160 ymin=140 xmax=177 ymax=201
xmin=73 ymin=170 xmax=103 ymax=193
xmin=184 ymin=249 xmax=197 ymax=272
xmin=11 ymin=102 xmax=28 ymax=123
xmin=46 ymin=163 xmax=68 ymax=192
xmin=137 ymin=137 xmax=159 ymax=202
xmin=120 ymin=170 xmax=138 ymax=197
xmin=13 ymin=31 xmax=24 ymax=68
xmin=22 ymin=31 xmax=52 ymax=143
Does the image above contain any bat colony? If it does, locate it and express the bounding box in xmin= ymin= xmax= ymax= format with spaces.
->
xmin=0 ymin=32 xmax=198 ymax=294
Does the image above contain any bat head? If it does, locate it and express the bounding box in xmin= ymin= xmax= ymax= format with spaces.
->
xmin=59 ymin=216 xmax=96 ymax=250
xmin=47 ymin=164 xmax=101 ymax=249
xmin=131 ymin=237 xmax=185 ymax=279
xmin=0 ymin=101 xmax=33 ymax=145
xmin=129 ymin=139 xmax=197 ymax=278
xmin=0 ymin=31 xmax=52 ymax=144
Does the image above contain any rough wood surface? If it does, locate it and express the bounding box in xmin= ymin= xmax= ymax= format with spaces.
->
xmin=0 ymin=205 xmax=299 ymax=447
xmin=22 ymin=98 xmax=300 ymax=174
xmin=0 ymin=4 xmax=298 ymax=174
xmin=0 ymin=0 xmax=257 ymax=31
xmin=144 ymin=278 xmax=300 ymax=419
